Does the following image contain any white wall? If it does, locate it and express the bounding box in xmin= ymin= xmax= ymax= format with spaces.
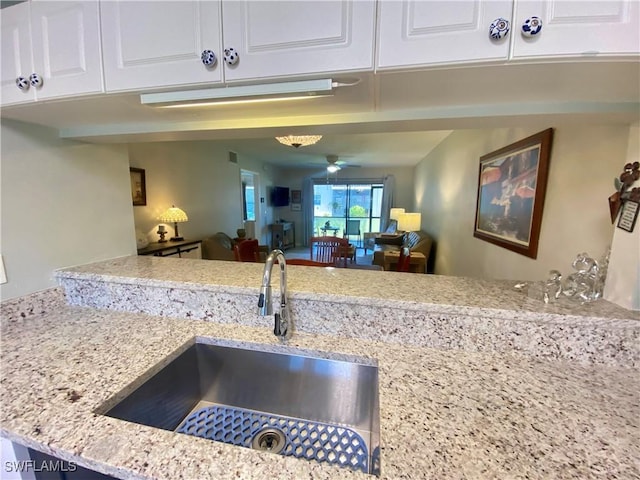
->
xmin=604 ymin=124 xmax=640 ymax=310
xmin=415 ymin=125 xmax=629 ymax=281
xmin=128 ymin=142 xmax=276 ymax=246
xmin=276 ymin=165 xmax=415 ymax=246
xmin=0 ymin=120 xmax=134 ymax=300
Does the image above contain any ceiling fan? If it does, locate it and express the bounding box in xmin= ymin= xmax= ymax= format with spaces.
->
xmin=325 ymin=154 xmax=359 ymax=172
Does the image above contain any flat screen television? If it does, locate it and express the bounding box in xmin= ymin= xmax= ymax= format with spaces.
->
xmin=271 ymin=186 xmax=289 ymax=207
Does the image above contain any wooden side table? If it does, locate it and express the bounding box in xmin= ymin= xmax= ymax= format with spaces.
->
xmin=137 ymin=239 xmax=202 ymax=259
xmin=382 ymin=251 xmax=426 ymax=273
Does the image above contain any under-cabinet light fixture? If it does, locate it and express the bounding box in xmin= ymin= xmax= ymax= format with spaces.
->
xmin=140 ymin=79 xmax=334 ymax=108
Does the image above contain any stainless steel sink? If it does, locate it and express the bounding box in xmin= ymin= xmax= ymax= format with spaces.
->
xmin=103 ymin=340 xmax=380 ymax=475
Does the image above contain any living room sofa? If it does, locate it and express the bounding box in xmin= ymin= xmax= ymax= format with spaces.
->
xmin=201 ymin=232 xmax=236 ymax=261
xmin=201 ymin=232 xmax=268 ymax=262
xmin=372 ymin=230 xmax=433 ymax=273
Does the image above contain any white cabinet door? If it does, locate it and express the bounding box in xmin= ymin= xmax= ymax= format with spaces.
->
xmin=221 ymin=0 xmax=376 ymax=82
xmin=377 ymin=0 xmax=514 ymax=70
xmin=30 ymin=1 xmax=104 ymax=100
xmin=101 ymin=1 xmax=223 ymax=92
xmin=1 ymin=1 xmax=103 ymax=106
xmin=512 ymin=0 xmax=640 ymax=59
xmin=1 ymin=2 xmax=35 ymax=105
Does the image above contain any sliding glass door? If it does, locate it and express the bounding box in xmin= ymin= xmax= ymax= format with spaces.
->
xmin=313 ymin=182 xmax=383 ymax=240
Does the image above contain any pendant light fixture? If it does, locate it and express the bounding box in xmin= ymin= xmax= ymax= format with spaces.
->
xmin=275 ymin=135 xmax=323 ymax=148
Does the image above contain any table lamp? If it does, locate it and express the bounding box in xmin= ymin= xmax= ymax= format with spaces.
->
xmin=398 ymin=212 xmax=421 ymax=245
xmin=158 ymin=205 xmax=188 ymax=241
xmin=389 ymin=208 xmax=405 ymax=221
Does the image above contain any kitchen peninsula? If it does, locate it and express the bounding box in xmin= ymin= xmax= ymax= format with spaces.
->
xmin=1 ymin=256 xmax=638 ymax=479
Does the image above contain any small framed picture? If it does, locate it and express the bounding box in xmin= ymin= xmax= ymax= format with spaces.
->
xmin=291 ymin=203 xmax=301 ymax=211
xmin=291 ymin=189 xmax=302 ymax=204
xmin=130 ymin=167 xmax=146 ymax=206
xmin=617 ymin=200 xmax=639 ymax=232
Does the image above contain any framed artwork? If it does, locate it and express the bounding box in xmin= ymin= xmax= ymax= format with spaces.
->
xmin=474 ymin=128 xmax=554 ymax=259
xmin=130 ymin=167 xmax=147 ymax=206
xmin=291 ymin=189 xmax=302 ymax=204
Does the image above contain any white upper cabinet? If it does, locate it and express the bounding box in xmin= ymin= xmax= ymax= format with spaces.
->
xmin=100 ymin=1 xmax=223 ymax=92
xmin=1 ymin=3 xmax=32 ymax=105
xmin=511 ymin=0 xmax=640 ymax=59
xmin=1 ymin=1 xmax=103 ymax=106
xmin=377 ymin=0 xmax=514 ymax=70
xmin=221 ymin=0 xmax=376 ymax=82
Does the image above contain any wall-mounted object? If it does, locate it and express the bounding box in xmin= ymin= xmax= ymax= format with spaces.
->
xmin=610 ymin=161 xmax=640 ymax=224
xmin=159 ymin=206 xmax=188 ymax=241
xmin=130 ymin=167 xmax=146 ymax=206
xmin=617 ymin=201 xmax=639 ymax=233
xmin=474 ymin=128 xmax=554 ymax=259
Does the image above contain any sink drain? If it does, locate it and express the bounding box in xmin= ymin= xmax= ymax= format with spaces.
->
xmin=251 ymin=427 xmax=286 ymax=454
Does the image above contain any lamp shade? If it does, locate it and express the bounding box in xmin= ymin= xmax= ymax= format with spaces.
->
xmin=389 ymin=208 xmax=405 ymax=221
xmin=158 ymin=206 xmax=188 ymax=223
xmin=398 ymin=212 xmax=421 ymax=232
xmin=275 ymin=135 xmax=322 ymax=148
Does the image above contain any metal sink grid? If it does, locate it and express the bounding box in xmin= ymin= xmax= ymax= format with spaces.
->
xmin=177 ymin=403 xmax=369 ymax=474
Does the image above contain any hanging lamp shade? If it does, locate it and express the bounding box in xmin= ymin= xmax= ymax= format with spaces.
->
xmin=275 ymin=135 xmax=322 ymax=148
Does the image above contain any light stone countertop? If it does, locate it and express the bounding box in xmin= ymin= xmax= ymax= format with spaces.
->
xmin=1 ymin=296 xmax=638 ymax=480
xmin=54 ymin=256 xmax=640 ymax=367
xmin=57 ymin=255 xmax=639 ymax=323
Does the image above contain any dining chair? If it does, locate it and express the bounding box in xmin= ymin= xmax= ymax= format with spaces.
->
xmin=233 ymin=239 xmax=260 ymax=262
xmin=343 ymin=219 xmax=362 ymax=248
xmin=397 ymin=246 xmax=411 ymax=272
xmin=309 ymin=236 xmax=351 ymax=267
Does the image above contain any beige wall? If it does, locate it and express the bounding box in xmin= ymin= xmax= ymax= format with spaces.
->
xmin=128 ymin=142 xmax=277 ymax=246
xmin=415 ymin=125 xmax=629 ymax=281
xmin=0 ymin=120 xmax=134 ymax=300
xmin=276 ymin=165 xmax=415 ymax=246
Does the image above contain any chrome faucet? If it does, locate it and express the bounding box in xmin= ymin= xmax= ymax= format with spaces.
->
xmin=258 ymin=249 xmax=289 ymax=340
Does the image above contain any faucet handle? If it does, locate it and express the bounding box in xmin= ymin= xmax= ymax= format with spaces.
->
xmin=274 ymin=313 xmax=287 ymax=338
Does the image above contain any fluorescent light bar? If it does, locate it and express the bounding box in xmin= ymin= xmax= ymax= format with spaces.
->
xmin=141 ymin=79 xmax=333 ymax=107
xmin=158 ymin=95 xmax=329 ymax=109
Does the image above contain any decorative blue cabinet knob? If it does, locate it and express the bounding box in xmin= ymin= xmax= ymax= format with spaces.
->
xmin=489 ymin=18 xmax=510 ymax=40
xmin=522 ymin=16 xmax=543 ymax=37
xmin=29 ymin=73 xmax=43 ymax=87
xmin=201 ymin=50 xmax=217 ymax=67
xmin=223 ymin=47 xmax=239 ymax=66
xmin=16 ymin=76 xmax=30 ymax=91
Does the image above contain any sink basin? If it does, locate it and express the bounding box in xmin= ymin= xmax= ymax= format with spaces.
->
xmin=103 ymin=339 xmax=380 ymax=475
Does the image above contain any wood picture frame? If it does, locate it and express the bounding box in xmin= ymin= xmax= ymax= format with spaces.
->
xmin=474 ymin=128 xmax=554 ymax=259
xmin=130 ymin=167 xmax=147 ymax=206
